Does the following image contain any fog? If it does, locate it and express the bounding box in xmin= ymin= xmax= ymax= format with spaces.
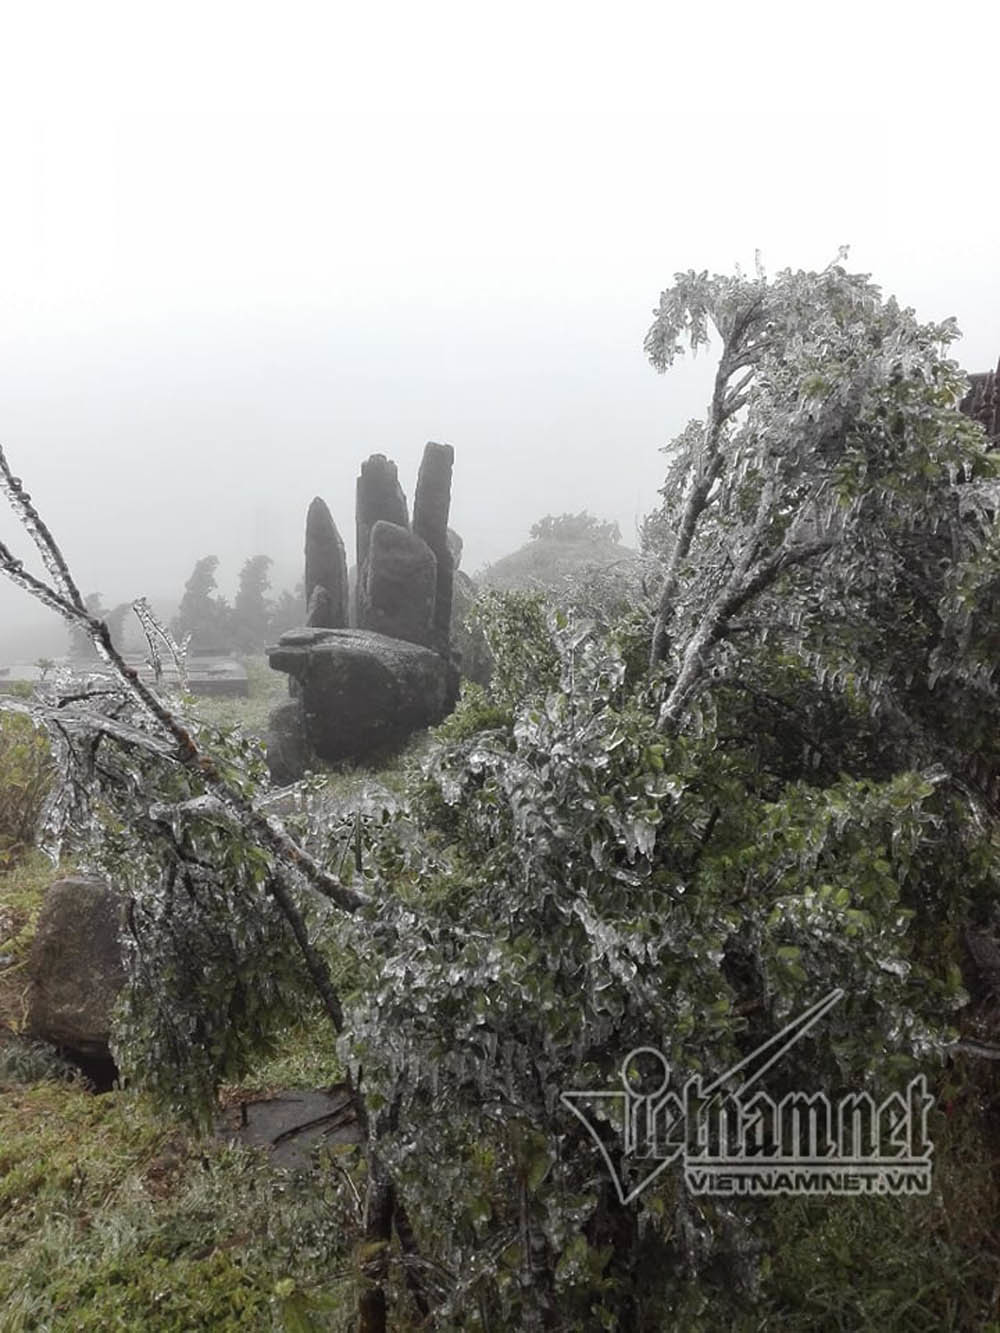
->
xmin=2 ymin=6 xmax=998 ymax=659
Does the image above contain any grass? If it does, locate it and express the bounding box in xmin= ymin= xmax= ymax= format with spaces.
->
xmin=187 ymin=655 xmax=290 ymax=741
xmin=0 ymin=710 xmax=53 ymax=870
xmin=751 ymin=1077 xmax=1000 ymax=1330
xmin=0 ymin=1075 xmax=359 ymax=1332
xmin=0 ymin=854 xmax=362 ymax=1332
xmin=0 ymin=731 xmax=381 ymax=1332
xmin=0 ymin=670 xmax=364 ymax=1330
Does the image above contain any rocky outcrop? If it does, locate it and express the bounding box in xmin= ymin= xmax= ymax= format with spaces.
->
xmin=268 ymin=627 xmax=460 ymax=768
xmin=27 ymin=877 xmax=125 ymax=1069
xmin=266 ymin=444 xmax=461 ymax=780
xmin=266 ymin=698 xmax=314 ymax=786
xmin=305 ymin=497 xmax=348 ymax=628
xmin=353 ymin=446 xmax=456 ymax=651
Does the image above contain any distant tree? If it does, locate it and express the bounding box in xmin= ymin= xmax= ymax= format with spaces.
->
xmin=68 ymin=593 xmax=128 ymax=660
xmin=171 ymin=556 xmax=231 ymax=652
xmin=529 ymin=510 xmax=621 ymax=544
xmin=267 ymin=581 xmax=305 ymax=641
xmin=230 ymin=555 xmax=273 ymax=655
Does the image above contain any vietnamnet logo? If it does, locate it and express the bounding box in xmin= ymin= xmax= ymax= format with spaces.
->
xmin=561 ymin=990 xmax=934 ymax=1204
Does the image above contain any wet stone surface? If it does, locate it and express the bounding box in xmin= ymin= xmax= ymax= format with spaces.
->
xmin=216 ymin=1083 xmax=362 ymax=1170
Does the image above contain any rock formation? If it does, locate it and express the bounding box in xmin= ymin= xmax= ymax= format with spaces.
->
xmin=355 ymin=455 xmax=410 ymax=625
xmin=269 ymin=627 xmax=459 ymax=765
xmin=413 ymin=442 xmax=455 ymax=654
xmin=266 ymin=698 xmax=314 ymax=785
xmin=306 ymin=583 xmax=337 ymax=629
xmin=304 ymin=496 xmax=348 ymax=628
xmin=266 ymin=442 xmax=460 ymax=778
xmin=361 ymin=521 xmax=437 ymax=645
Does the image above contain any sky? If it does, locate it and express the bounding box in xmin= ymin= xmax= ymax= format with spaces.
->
xmin=1 ymin=2 xmax=999 ymax=657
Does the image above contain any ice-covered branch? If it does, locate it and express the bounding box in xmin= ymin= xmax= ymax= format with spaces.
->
xmin=0 ymin=535 xmax=79 ymax=621
xmin=148 ymin=794 xmax=371 ymax=913
xmin=0 ymin=448 xmax=365 ymax=916
xmin=132 ymin=596 xmax=190 ymax=693
xmin=657 ymin=533 xmax=838 ymax=731
xmin=954 ymin=1039 xmax=1000 ymax=1061
xmin=0 ymin=446 xmax=86 ymax=609
xmin=649 ymin=318 xmax=767 ymax=670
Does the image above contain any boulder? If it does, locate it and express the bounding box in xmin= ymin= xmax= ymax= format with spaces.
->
xmin=266 ymin=698 xmax=314 ymax=786
xmin=27 ymin=877 xmax=125 ymax=1066
xmin=268 ymin=627 xmax=460 ymax=767
xmin=359 ymin=521 xmax=437 ymax=646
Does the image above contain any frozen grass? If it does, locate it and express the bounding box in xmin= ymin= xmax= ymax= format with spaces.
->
xmin=186 ymin=655 xmax=290 ymax=742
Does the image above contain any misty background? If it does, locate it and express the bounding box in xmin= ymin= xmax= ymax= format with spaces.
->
xmin=2 ymin=5 xmax=998 ymax=660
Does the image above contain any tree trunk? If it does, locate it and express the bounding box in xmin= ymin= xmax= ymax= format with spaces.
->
xmin=358 ymin=1171 xmax=394 ymax=1333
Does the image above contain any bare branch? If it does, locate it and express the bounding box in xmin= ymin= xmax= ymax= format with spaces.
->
xmin=1 ymin=451 xmax=365 ymax=914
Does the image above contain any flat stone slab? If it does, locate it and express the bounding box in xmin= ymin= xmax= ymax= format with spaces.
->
xmin=267 ymin=627 xmax=459 ymax=766
xmin=0 ymin=655 xmax=249 ymax=699
xmin=216 ymin=1085 xmax=362 ymax=1170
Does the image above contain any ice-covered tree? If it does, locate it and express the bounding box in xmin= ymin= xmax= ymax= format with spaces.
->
xmin=643 ymin=255 xmax=999 ymax=759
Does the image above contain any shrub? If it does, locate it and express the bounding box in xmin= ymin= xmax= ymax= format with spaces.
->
xmin=463 ymin=588 xmax=559 ymax=713
xmin=0 ymin=712 xmax=52 ymax=868
xmin=0 ymin=1036 xmax=89 ymax=1090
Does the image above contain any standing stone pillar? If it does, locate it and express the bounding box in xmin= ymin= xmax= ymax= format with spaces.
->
xmin=304 ymin=497 xmax=348 ymax=628
xmin=355 ymin=456 xmax=410 ymax=626
xmin=412 ymin=441 xmax=455 ymax=655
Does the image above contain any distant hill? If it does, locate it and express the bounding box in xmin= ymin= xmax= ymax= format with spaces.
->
xmin=476 ymin=536 xmax=640 ymax=594
xmin=455 ymin=516 xmax=657 ymax=683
